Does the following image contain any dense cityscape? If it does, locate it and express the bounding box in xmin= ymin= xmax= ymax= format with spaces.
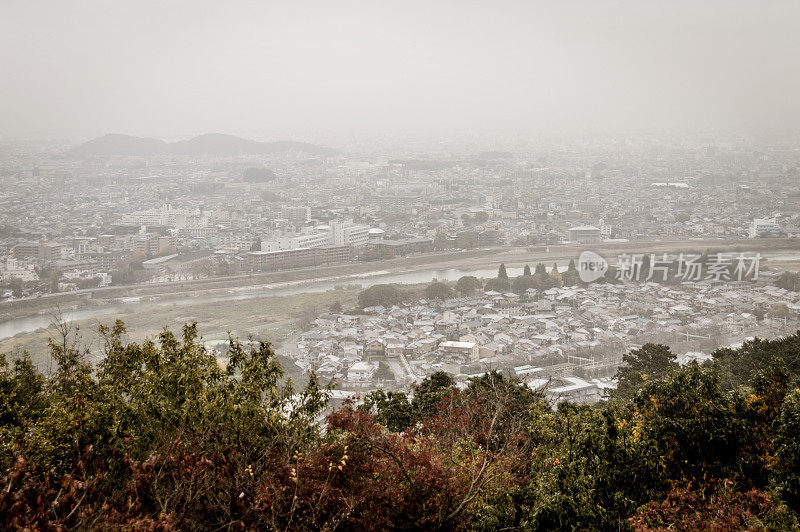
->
xmin=2 ymin=133 xmax=800 ymax=399
xmin=2 ymin=134 xmax=799 ymax=294
xmin=4 ymin=1 xmax=800 ymax=529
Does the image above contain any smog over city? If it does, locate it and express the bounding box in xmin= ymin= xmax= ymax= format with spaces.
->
xmin=2 ymin=1 xmax=800 ymax=530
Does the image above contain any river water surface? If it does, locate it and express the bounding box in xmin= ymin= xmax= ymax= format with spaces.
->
xmin=4 ymin=248 xmax=798 ymax=342
xmin=0 ymin=266 xmax=532 ymax=341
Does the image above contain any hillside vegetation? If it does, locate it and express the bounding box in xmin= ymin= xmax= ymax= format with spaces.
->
xmin=2 ymin=322 xmax=800 ymax=530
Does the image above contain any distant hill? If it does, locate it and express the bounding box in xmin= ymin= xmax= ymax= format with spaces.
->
xmin=66 ymin=134 xmax=168 ymax=157
xmin=66 ymin=133 xmax=336 ymax=158
xmin=242 ymin=167 xmax=276 ymax=182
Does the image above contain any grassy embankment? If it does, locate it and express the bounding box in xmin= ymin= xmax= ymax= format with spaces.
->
xmin=0 ymin=288 xmax=362 ymax=367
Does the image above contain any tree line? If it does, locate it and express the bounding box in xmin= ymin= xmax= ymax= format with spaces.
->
xmin=355 ymin=261 xmax=610 ymax=310
xmin=2 ymin=322 xmax=800 ymax=529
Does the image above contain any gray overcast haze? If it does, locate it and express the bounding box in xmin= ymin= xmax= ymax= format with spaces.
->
xmin=2 ymin=0 xmax=800 ymax=139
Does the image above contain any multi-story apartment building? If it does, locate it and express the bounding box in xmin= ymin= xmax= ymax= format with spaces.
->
xmin=119 ymin=204 xmax=197 ymax=227
xmin=127 ymin=235 xmax=176 ymax=256
xmin=331 ymin=220 xmax=369 ymax=247
xmin=282 ymin=206 xmax=311 ymax=225
xmin=261 ymin=220 xmax=369 ymax=251
xmin=12 ymin=242 xmax=40 ymax=261
xmin=244 ymin=245 xmax=351 ymax=272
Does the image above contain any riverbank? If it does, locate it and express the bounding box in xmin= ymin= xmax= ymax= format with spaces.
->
xmin=3 ymin=238 xmax=798 ymax=324
xmin=2 ymin=238 xmax=799 ymax=363
xmin=0 ymin=288 xmax=364 ymax=366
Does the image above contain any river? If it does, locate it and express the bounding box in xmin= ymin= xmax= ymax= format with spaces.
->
xmin=0 ymin=265 xmax=535 ymax=341
xmin=4 ymin=247 xmax=799 ymax=342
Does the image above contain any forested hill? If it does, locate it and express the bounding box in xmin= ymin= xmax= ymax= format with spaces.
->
xmin=2 ymin=321 xmax=800 ymax=530
xmin=66 ymin=133 xmax=337 ymax=158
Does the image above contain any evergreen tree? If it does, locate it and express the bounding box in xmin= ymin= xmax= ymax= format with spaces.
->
xmin=358 ymin=389 xmax=413 ymax=432
xmin=358 ymin=284 xmax=403 ymax=308
xmin=456 ymin=275 xmax=482 ymax=295
xmin=498 ymin=263 xmax=508 ymax=280
xmin=523 ymin=264 xmax=532 ymax=276
xmin=613 ymin=343 xmax=679 ymax=399
xmin=412 ymin=371 xmax=454 ymax=419
xmin=512 ymin=275 xmax=536 ymax=295
xmin=484 ymin=277 xmax=511 ymax=292
xmin=424 ymin=281 xmax=454 ymax=301
xmin=562 ymin=260 xmax=583 ymax=287
xmin=775 ymin=389 xmax=800 ymax=513
xmin=641 ymin=253 xmax=651 ymax=281
xmin=535 ymin=262 xmax=547 ymax=275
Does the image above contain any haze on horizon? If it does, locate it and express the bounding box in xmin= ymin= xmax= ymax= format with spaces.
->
xmin=2 ymin=0 xmax=800 ymax=141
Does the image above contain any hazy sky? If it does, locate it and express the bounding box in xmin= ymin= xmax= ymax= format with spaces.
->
xmin=2 ymin=1 xmax=799 ymax=139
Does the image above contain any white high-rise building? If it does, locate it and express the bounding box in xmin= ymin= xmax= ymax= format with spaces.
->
xmin=331 ymin=220 xmax=369 ymax=246
xmin=261 ymin=229 xmax=331 ymax=252
xmin=260 ymin=220 xmax=370 ymax=251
